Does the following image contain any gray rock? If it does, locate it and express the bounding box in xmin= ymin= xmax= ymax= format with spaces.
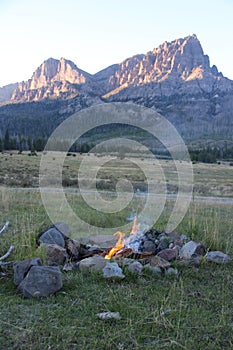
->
xmin=17 ymin=266 xmax=62 ymax=298
xmin=80 ymin=235 xmax=117 ymax=249
xmin=38 ymin=227 xmax=65 ymax=248
xmin=165 ymin=267 xmax=179 ymax=276
xmin=157 ymin=248 xmax=178 ymax=262
xmin=127 ymin=261 xmax=143 ymax=275
xmin=144 ymin=264 xmax=162 ymax=276
xmin=206 ymin=251 xmax=231 ymax=264
xmin=53 ymin=222 xmax=71 ymax=237
xmin=13 ymin=258 xmax=42 ymax=286
xmin=63 ymin=262 xmax=76 ymax=272
xmin=158 ymin=237 xmax=169 ymax=251
xmin=141 ymin=240 xmax=157 ymax=253
xmin=65 ymin=238 xmax=80 ymax=259
xmin=118 ymin=258 xmax=135 ymax=266
xmin=149 ymin=256 xmax=171 ymax=268
xmin=79 ymin=255 xmax=107 ymax=272
xmin=179 ymin=241 xmax=206 ymax=259
xmin=45 ymin=244 xmax=68 ymax=266
xmin=103 ymin=262 xmax=125 ymax=280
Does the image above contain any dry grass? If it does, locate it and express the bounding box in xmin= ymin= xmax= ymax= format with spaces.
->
xmin=0 ymin=152 xmax=232 ymax=197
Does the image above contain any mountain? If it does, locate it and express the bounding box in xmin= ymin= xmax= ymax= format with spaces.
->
xmin=11 ymin=57 xmax=101 ymax=102
xmin=0 ymin=83 xmax=18 ymax=103
xmin=0 ymin=34 xmax=233 ymax=146
xmin=96 ymin=34 xmax=232 ymax=99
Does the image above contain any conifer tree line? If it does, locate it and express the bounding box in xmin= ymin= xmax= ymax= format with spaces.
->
xmin=0 ymin=129 xmax=94 ymax=154
xmin=189 ymin=146 xmax=233 ymax=163
xmin=1 ymin=129 xmax=233 ymax=163
xmin=0 ymin=129 xmax=47 ymax=153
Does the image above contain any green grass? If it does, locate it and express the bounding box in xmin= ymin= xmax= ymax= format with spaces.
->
xmin=0 ymin=152 xmax=233 ymax=349
xmin=1 ymin=264 xmax=233 ymax=349
xmin=0 ymin=190 xmax=233 ymax=349
xmin=0 ymin=152 xmax=233 ymax=197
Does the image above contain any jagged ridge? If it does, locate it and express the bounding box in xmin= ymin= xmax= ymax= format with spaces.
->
xmin=1 ymin=34 xmax=232 ymax=103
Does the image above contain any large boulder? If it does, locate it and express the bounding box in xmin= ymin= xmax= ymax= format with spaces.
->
xmin=38 ymin=227 xmax=66 ymax=248
xmin=17 ymin=266 xmax=62 ymax=298
xmin=53 ymin=222 xmax=71 ymax=237
xmin=13 ymin=258 xmax=42 ymax=286
xmin=179 ymin=241 xmax=206 ymax=259
xmin=206 ymin=251 xmax=231 ymax=264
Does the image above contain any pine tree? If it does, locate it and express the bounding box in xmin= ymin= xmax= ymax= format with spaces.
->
xmin=4 ymin=129 xmax=10 ymax=150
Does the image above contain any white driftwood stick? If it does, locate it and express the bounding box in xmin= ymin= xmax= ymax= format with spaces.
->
xmin=0 ymin=221 xmax=10 ymax=235
xmin=0 ymin=245 xmax=14 ymax=261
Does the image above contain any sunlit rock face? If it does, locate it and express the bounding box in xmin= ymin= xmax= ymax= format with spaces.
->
xmin=97 ymin=34 xmax=232 ymax=99
xmin=11 ymin=58 xmax=98 ymax=102
xmin=7 ymin=34 xmax=233 ymax=103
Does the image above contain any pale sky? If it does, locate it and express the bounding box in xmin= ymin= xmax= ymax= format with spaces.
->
xmin=1 ymin=0 xmax=233 ymax=87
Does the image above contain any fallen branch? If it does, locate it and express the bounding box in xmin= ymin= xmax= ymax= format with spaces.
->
xmin=0 ymin=221 xmax=10 ymax=235
xmin=0 ymin=245 xmax=14 ymax=261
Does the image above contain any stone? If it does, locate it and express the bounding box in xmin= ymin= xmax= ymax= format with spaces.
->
xmin=157 ymin=248 xmax=178 ymax=262
xmin=103 ymin=262 xmax=125 ymax=280
xmin=148 ymin=256 xmax=171 ymax=268
xmin=80 ymin=235 xmax=117 ymax=249
xmin=177 ymin=256 xmax=201 ymax=268
xmin=141 ymin=240 xmax=157 ymax=254
xmin=117 ymin=258 xmax=135 ymax=267
xmin=165 ymin=268 xmax=179 ymax=276
xmin=97 ymin=312 xmax=121 ymax=320
xmin=157 ymin=237 xmax=169 ymax=251
xmin=45 ymin=244 xmax=68 ymax=266
xmin=127 ymin=261 xmax=143 ymax=275
xmin=38 ymin=227 xmax=66 ymax=248
xmin=13 ymin=258 xmax=42 ymax=286
xmin=65 ymin=238 xmax=80 ymax=259
xmin=53 ymin=222 xmax=71 ymax=238
xmin=17 ymin=266 xmax=62 ymax=298
xmin=206 ymin=251 xmax=231 ymax=264
xmin=144 ymin=264 xmax=162 ymax=276
xmin=79 ymin=255 xmax=107 ymax=272
xmin=179 ymin=241 xmax=206 ymax=259
xmin=63 ymin=263 xmax=76 ymax=272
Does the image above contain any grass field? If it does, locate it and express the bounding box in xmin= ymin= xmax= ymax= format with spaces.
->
xmin=0 ymin=152 xmax=232 ymax=197
xmin=0 ymin=152 xmax=232 ymax=349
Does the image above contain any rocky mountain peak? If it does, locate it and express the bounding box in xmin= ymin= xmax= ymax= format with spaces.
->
xmin=101 ymin=34 xmax=232 ymax=99
xmin=11 ymin=57 xmax=93 ymax=102
xmin=1 ymin=34 xmax=232 ymax=103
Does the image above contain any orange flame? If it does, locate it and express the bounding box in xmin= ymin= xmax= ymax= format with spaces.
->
xmin=130 ymin=216 xmax=140 ymax=235
xmin=105 ymin=231 xmax=125 ymax=259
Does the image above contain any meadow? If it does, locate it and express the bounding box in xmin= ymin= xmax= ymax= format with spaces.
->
xmin=0 ymin=152 xmax=232 ymax=349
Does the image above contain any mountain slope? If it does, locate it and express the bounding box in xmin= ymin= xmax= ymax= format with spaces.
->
xmin=97 ymin=34 xmax=232 ymax=99
xmin=0 ymin=83 xmax=18 ymax=103
xmin=11 ymin=57 xmax=101 ymax=102
xmin=0 ymin=34 xmax=233 ymax=145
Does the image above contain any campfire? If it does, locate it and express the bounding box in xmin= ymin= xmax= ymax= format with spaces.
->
xmin=104 ymin=216 xmax=153 ymax=260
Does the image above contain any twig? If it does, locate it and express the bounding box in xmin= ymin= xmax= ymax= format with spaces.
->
xmin=0 ymin=245 xmax=14 ymax=261
xmin=0 ymin=221 xmax=10 ymax=235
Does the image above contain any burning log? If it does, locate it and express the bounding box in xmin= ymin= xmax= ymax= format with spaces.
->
xmin=105 ymin=232 xmax=125 ymax=259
